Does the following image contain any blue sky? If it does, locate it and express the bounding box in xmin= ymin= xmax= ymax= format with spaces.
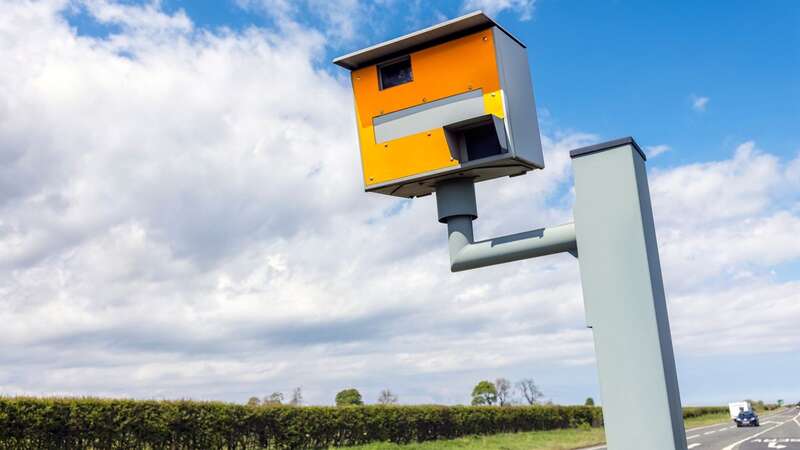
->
xmin=0 ymin=0 xmax=797 ymax=407
xmin=67 ymin=0 xmax=800 ymax=164
xmin=162 ymin=0 xmax=800 ymax=162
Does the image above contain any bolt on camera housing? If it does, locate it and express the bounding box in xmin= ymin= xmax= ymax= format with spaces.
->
xmin=333 ymin=11 xmax=544 ymax=198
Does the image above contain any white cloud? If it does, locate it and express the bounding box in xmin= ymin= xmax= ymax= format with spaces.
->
xmin=670 ymin=280 xmax=800 ymax=355
xmin=235 ymin=0 xmax=430 ymax=46
xmin=461 ymin=0 xmax=536 ymax=21
xmin=237 ymin=0 xmax=359 ymax=42
xmin=650 ymin=142 xmax=790 ymax=228
xmin=691 ymin=94 xmax=710 ymax=111
xmin=646 ymin=144 xmax=671 ymax=158
xmin=0 ymin=0 xmax=798 ymax=406
xmin=82 ymin=0 xmax=192 ymax=33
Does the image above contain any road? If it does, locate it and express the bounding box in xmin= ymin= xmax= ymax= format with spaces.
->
xmin=587 ymin=408 xmax=800 ymax=450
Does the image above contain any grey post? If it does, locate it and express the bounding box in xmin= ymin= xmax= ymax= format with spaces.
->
xmin=435 ymin=137 xmax=686 ymax=450
xmin=571 ymin=138 xmax=686 ymax=450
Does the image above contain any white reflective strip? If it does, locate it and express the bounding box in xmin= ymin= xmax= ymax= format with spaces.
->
xmin=373 ymin=90 xmax=486 ymax=143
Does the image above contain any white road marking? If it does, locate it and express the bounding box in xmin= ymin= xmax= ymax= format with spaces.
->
xmin=690 ymin=422 xmax=734 ymax=432
xmin=704 ymin=430 xmax=716 ymax=435
xmin=571 ymin=410 xmax=798 ymax=450
xmin=688 ymin=444 xmax=702 ymax=449
xmin=722 ymin=422 xmax=790 ymax=450
xmin=722 ymin=412 xmax=800 ymax=450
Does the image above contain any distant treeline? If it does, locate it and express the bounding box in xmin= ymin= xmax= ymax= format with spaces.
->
xmin=0 ymin=397 xmax=732 ymax=449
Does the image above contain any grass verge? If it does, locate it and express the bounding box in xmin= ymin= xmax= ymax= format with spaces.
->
xmin=684 ymin=411 xmax=732 ymax=428
xmin=338 ymin=427 xmax=605 ymax=450
xmin=341 ymin=412 xmax=741 ymax=450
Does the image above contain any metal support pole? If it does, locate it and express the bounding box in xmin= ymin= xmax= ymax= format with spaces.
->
xmin=435 ymin=178 xmax=577 ymax=272
xmin=571 ymin=138 xmax=687 ymax=450
xmin=434 ymin=138 xmax=685 ymax=450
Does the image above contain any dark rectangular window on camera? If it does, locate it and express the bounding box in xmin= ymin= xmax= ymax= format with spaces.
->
xmin=378 ymin=57 xmax=413 ymax=90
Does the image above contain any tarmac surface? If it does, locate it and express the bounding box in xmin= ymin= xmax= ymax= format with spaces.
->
xmin=587 ymin=407 xmax=800 ymax=450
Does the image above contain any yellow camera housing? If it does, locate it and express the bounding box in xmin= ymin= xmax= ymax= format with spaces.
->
xmin=334 ymin=12 xmax=544 ymax=198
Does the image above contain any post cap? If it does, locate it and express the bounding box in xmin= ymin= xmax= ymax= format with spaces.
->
xmin=569 ymin=137 xmax=646 ymax=161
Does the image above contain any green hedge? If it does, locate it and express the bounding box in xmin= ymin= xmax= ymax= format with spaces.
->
xmin=682 ymin=406 xmax=728 ymax=419
xmin=0 ymin=398 xmax=732 ymax=449
xmin=0 ymin=397 xmax=602 ymax=449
